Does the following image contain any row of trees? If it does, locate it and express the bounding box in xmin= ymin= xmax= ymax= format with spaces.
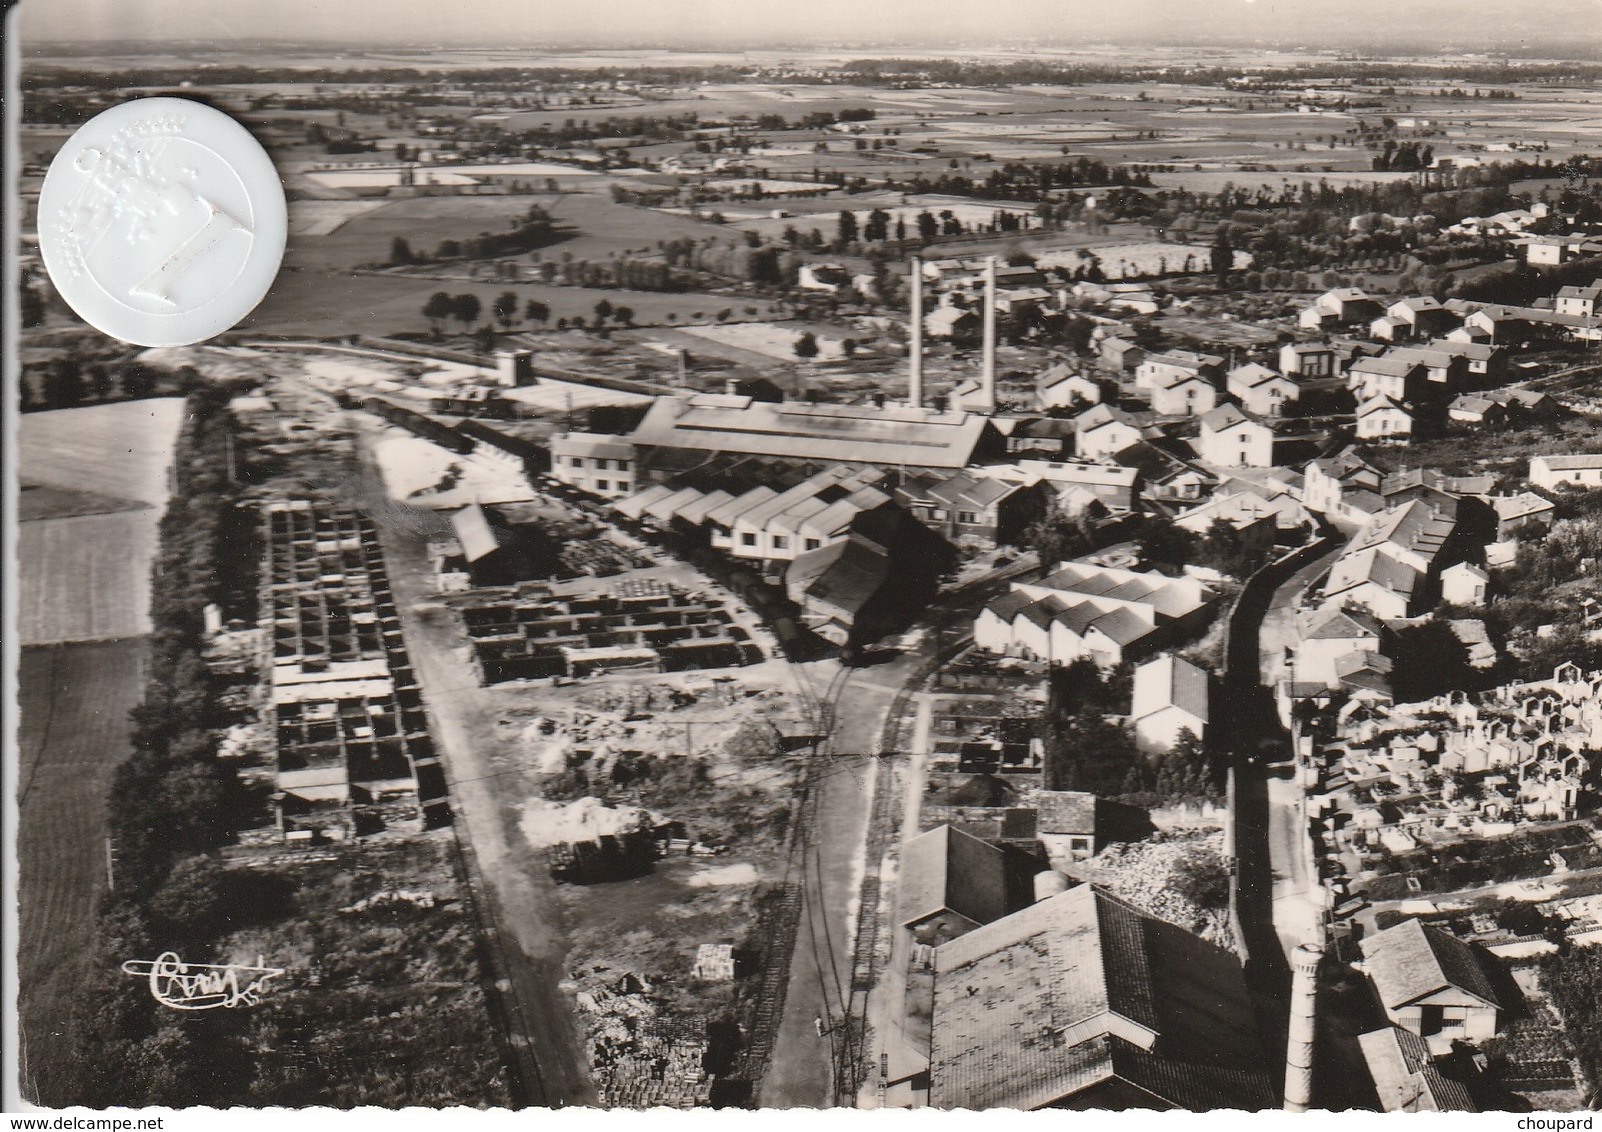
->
xmin=22 ymin=358 xmax=166 ymax=413
xmin=69 ymin=385 xmax=254 ymax=1105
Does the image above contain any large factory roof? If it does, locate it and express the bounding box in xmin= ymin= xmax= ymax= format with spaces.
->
xmin=629 ymin=393 xmax=994 ymax=470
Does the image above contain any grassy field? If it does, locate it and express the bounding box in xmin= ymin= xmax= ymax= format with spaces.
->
xmin=16 ymin=638 xmax=150 ymax=1106
xmin=17 ymin=399 xmax=184 ymax=645
xmin=246 ymin=269 xmax=770 ymax=338
xmin=18 ymin=511 xmax=162 ymax=645
xmin=18 ymin=399 xmax=185 ymax=507
xmin=281 ymin=190 xmax=730 ymax=273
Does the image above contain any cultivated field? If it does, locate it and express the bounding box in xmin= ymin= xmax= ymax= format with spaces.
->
xmin=246 ymin=270 xmax=765 ymax=337
xmin=16 ymin=638 xmax=150 ymax=1106
xmin=17 ymin=399 xmax=184 ymax=645
xmin=17 ymin=512 xmax=161 ymax=645
xmin=280 ymin=190 xmax=729 ymax=273
xmin=18 ymin=399 xmax=185 ymax=507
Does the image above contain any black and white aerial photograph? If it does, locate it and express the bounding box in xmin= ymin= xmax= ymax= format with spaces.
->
xmin=9 ymin=0 xmax=1602 ymax=1117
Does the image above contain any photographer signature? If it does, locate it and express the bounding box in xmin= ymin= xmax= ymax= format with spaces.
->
xmin=121 ymin=952 xmax=286 ymax=1010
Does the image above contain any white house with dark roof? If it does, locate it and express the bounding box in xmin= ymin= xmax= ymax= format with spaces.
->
xmin=1360 ymin=919 xmax=1502 ymax=1053
xmin=1320 ymin=500 xmax=1457 ymax=618
xmin=1348 ymin=355 xmax=1424 ymax=403
xmin=1130 ymin=654 xmax=1210 ymax=753
xmin=1299 ymin=287 xmax=1384 ymax=330
xmin=1556 ymin=283 xmax=1602 ymax=319
xmin=1294 ymin=605 xmax=1386 ymax=687
xmin=1490 ymin=492 xmax=1555 ymax=540
xmin=1279 ymin=341 xmax=1338 ymax=378
xmin=1195 ymin=403 xmax=1274 ymax=467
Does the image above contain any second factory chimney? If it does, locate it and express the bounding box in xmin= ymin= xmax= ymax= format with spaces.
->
xmin=908 ymin=256 xmax=924 ymax=409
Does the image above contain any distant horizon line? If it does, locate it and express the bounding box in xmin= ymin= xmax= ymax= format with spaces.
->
xmin=22 ymin=38 xmax=1602 ymax=64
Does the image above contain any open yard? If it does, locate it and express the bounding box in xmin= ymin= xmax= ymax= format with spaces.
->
xmin=16 ymin=639 xmax=149 ymax=1106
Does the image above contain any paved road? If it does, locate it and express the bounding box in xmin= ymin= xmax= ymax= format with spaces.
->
xmin=1219 ymin=537 xmax=1343 ymax=1062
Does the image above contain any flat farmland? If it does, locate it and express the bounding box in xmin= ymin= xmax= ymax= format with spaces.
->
xmin=247 ymin=268 xmax=764 ymax=337
xmin=280 ymin=189 xmax=730 ymax=272
xmin=17 ymin=511 xmax=161 ymax=645
xmin=16 ymin=638 xmax=150 ymax=1106
xmin=18 ymin=399 xmax=185 ymax=507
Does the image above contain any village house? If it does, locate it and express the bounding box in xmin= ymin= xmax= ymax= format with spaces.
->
xmin=1347 ymin=355 xmax=1424 ymax=403
xmin=1447 ymin=395 xmax=1504 ymax=427
xmin=1320 ymin=500 xmax=1457 ymax=618
xmin=894 ymin=469 xmax=1053 ymax=548
xmin=1130 ymin=654 xmax=1210 ymax=753
xmin=1174 ymin=477 xmax=1312 ymax=537
xmin=1135 ymin=350 xmax=1224 ymax=395
xmin=1035 ymin=363 xmax=1103 ymax=410
xmin=1279 ymin=341 xmax=1338 ymax=378
xmin=1074 ymin=403 xmax=1155 ymax=461
xmin=1148 ymin=370 xmax=1217 ymax=417
xmin=1298 ymin=287 xmax=1385 ymax=330
xmin=1301 ymin=448 xmax=1385 ymax=520
xmin=1490 ymin=492 xmax=1557 ymax=540
xmin=1005 ymin=417 xmax=1077 ymax=459
xmin=1441 ymin=561 xmax=1489 ymax=606
xmin=1531 ymin=454 xmax=1602 ymax=491
xmin=1372 ymin=297 xmax=1459 ymax=342
xmin=1226 ymin=363 xmax=1299 ymax=417
xmin=1360 ymin=919 xmax=1502 ymax=1054
xmin=1195 ymin=403 xmax=1275 ymax=468
xmin=1292 ymin=605 xmax=1387 ymax=687
xmin=1098 ymin=336 xmax=1146 ymax=375
xmin=1356 ymin=395 xmax=1414 ymax=443
xmin=924 ymin=305 xmax=980 ymax=342
xmin=1556 ymin=283 xmax=1602 ymax=318
xmin=1000 ymin=459 xmax=1141 ymax=513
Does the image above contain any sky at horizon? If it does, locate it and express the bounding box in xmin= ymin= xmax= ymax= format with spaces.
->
xmin=15 ymin=0 xmax=1602 ymax=52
